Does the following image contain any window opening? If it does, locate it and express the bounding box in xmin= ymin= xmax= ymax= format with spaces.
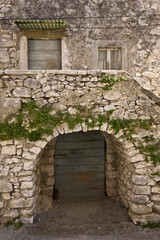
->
xmin=28 ymin=39 xmax=62 ymax=70
xmin=98 ymin=47 xmax=122 ymax=70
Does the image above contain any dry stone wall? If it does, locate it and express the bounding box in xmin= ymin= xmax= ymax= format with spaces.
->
xmin=0 ymin=0 xmax=160 ymax=225
xmin=0 ymin=70 xmax=160 ymax=224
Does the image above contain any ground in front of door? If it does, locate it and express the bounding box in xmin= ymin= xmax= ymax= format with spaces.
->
xmin=1 ymin=198 xmax=160 ymax=240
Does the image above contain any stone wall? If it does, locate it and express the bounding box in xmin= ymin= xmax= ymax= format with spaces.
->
xmin=36 ymin=139 xmax=55 ymax=213
xmin=0 ymin=0 xmax=14 ymax=18
xmin=0 ymin=0 xmax=159 ymax=96
xmin=0 ymin=70 xmax=160 ymax=224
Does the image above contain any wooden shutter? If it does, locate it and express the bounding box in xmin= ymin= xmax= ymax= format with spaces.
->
xmin=28 ymin=39 xmax=61 ymax=70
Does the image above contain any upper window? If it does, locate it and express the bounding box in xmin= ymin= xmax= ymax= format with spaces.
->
xmin=15 ymin=19 xmax=67 ymax=70
xmin=98 ymin=47 xmax=122 ymax=70
xmin=28 ymin=39 xmax=61 ymax=70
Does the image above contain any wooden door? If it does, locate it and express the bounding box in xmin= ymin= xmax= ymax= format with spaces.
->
xmin=54 ymin=131 xmax=105 ymax=200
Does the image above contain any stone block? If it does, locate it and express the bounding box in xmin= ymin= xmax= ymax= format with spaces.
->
xmin=0 ymin=180 xmax=13 ymax=192
xmin=4 ymin=70 xmax=45 ymax=75
xmin=103 ymin=91 xmax=121 ymax=101
xmin=20 ymin=182 xmax=34 ymax=189
xmin=82 ymin=123 xmax=88 ymax=132
xmin=0 ymin=140 xmax=14 ymax=146
xmin=104 ymin=105 xmax=116 ymax=111
xmin=53 ymin=129 xmax=59 ymax=137
xmin=153 ymin=204 xmax=160 ymax=214
xmin=20 ymin=208 xmax=34 ymax=216
xmin=1 ymin=145 xmax=16 ymax=155
xmin=100 ymin=123 xmax=108 ymax=131
xmin=133 ymin=186 xmax=150 ymax=195
xmin=45 ymin=90 xmax=59 ymax=98
xmin=142 ymin=71 xmax=159 ymax=79
xmin=130 ymin=154 xmax=145 ymax=163
xmin=21 ymin=216 xmax=34 ymax=224
xmin=2 ymin=193 xmax=11 ymax=200
xmin=0 ymin=49 xmax=9 ymax=63
xmin=34 ymin=140 xmax=47 ymax=148
xmin=132 ymin=175 xmax=147 ymax=185
xmin=0 ymin=166 xmax=9 ymax=176
xmin=18 ymin=170 xmax=33 ymax=176
xmin=63 ymin=123 xmax=72 ymax=134
xmin=22 ymin=189 xmax=35 ymax=198
xmin=130 ymin=203 xmax=152 ymax=214
xmin=10 ymin=198 xmax=34 ymax=208
xmin=134 ymin=162 xmax=147 ymax=169
xmin=0 ymin=201 xmax=4 ymax=208
xmin=24 ymin=78 xmax=41 ymax=89
xmin=56 ymin=125 xmax=65 ymax=134
xmin=126 ymin=149 xmax=139 ymax=157
xmin=36 ymin=195 xmax=52 ymax=213
xmin=152 ymin=187 xmax=160 ymax=194
xmin=19 ymin=176 xmax=33 ymax=182
xmin=135 ymin=168 xmax=148 ymax=175
xmin=3 ymin=210 xmax=19 ymax=218
xmin=11 ymin=165 xmax=23 ymax=173
xmin=22 ymin=151 xmax=37 ymax=160
xmin=23 ymin=161 xmax=34 ymax=171
xmin=13 ymin=87 xmax=31 ymax=97
xmin=29 ymin=146 xmax=41 ymax=155
xmin=131 ymin=194 xmax=149 ymax=204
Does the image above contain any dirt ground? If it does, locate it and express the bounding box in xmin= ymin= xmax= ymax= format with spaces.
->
xmin=1 ymin=198 xmax=160 ymax=240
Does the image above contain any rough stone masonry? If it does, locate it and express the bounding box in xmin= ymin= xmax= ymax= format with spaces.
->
xmin=0 ymin=69 xmax=160 ymax=224
xmin=0 ymin=0 xmax=160 ymax=224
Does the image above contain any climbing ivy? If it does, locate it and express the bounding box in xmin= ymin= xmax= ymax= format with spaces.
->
xmin=0 ymin=101 xmax=113 ymax=141
xmin=0 ymin=99 xmax=159 ymax=165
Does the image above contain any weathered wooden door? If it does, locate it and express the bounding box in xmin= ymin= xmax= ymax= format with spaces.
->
xmin=54 ymin=131 xmax=105 ymax=200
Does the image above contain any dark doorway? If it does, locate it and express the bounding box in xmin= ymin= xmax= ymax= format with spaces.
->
xmin=54 ymin=131 xmax=105 ymax=200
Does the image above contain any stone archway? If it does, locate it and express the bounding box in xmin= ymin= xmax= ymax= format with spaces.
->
xmin=35 ymin=129 xmax=135 ymax=219
xmin=0 ymin=124 xmax=160 ymax=224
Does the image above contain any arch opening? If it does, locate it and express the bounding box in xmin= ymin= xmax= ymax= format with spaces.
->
xmin=36 ymin=130 xmax=131 ymax=214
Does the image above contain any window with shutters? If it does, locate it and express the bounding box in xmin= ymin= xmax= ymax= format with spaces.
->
xmin=98 ymin=47 xmax=122 ymax=70
xmin=28 ymin=39 xmax=62 ymax=70
xmin=16 ymin=20 xmax=67 ymax=70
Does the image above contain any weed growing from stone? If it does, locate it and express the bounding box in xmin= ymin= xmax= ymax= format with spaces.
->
xmin=101 ymin=74 xmax=126 ymax=90
xmin=137 ymin=221 xmax=160 ymax=228
xmin=4 ymin=216 xmax=23 ymax=230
